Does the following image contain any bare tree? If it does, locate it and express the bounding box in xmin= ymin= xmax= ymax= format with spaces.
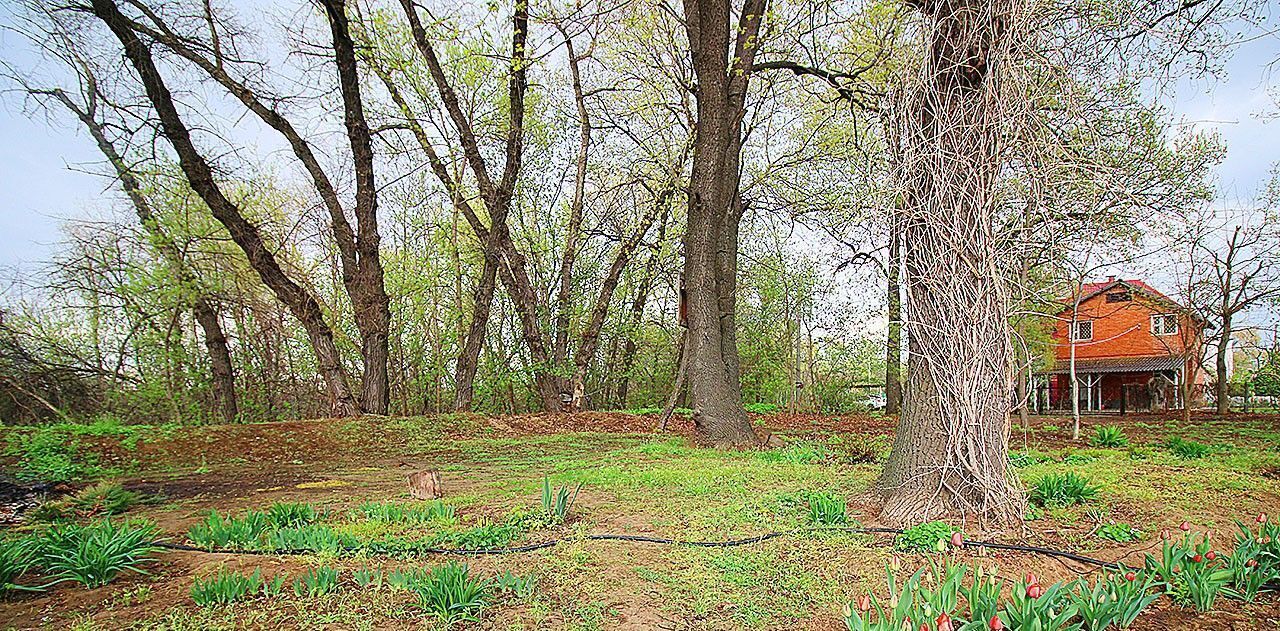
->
xmin=85 ymin=0 xmax=367 ymax=415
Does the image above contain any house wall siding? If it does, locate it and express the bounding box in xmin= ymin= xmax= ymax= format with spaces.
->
xmin=1053 ymin=292 xmax=1197 ymax=361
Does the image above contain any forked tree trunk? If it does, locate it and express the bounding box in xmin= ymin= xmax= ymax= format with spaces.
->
xmin=876 ymin=0 xmax=1026 ymax=525
xmin=91 ymin=0 xmax=359 ymax=416
xmin=679 ymin=0 xmax=766 ymax=447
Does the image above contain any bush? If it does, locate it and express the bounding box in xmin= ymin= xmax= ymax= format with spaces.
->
xmin=540 ymin=476 xmax=582 ymax=524
xmin=36 ymin=519 xmax=159 ymax=588
xmin=743 ymin=402 xmax=780 ymax=414
xmin=759 ymin=441 xmax=827 ymax=464
xmin=191 ymin=567 xmax=281 ymax=606
xmin=357 ymin=501 xmax=456 ymax=524
xmin=1070 ymin=571 xmax=1160 ymax=629
xmin=1090 ymin=425 xmax=1128 ymax=448
xmin=292 ymin=566 xmax=339 ymax=598
xmin=1166 ymin=437 xmax=1213 ymax=459
xmin=188 ymin=510 xmax=269 ymax=550
xmin=807 ymin=493 xmax=847 ymax=526
xmin=1031 ymin=473 xmax=1100 ymax=507
xmin=893 ymin=521 xmax=958 ymax=553
xmin=265 ymin=502 xmax=319 ymax=528
xmin=1097 ymin=522 xmax=1142 ymax=543
xmin=0 ymin=538 xmax=39 ymax=592
xmin=410 ymin=561 xmax=491 ymax=623
xmin=3 ymin=429 xmax=98 ymax=482
xmin=31 ymin=481 xmax=144 ymax=522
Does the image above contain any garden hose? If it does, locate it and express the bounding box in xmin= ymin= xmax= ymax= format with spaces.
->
xmin=152 ymin=526 xmax=1280 ymax=591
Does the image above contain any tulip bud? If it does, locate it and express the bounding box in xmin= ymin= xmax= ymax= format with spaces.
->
xmin=858 ymin=594 xmax=871 ymax=613
xmin=951 ymin=531 xmax=964 ymax=548
xmin=1028 ymin=584 xmax=1043 ymax=599
xmin=1246 ymin=559 xmax=1257 ymax=568
xmin=1191 ymin=554 xmax=1203 ymax=563
xmin=1258 ymin=513 xmax=1268 ymax=525
xmin=1025 ymin=573 xmax=1039 ymax=586
xmin=1124 ymin=571 xmax=1136 ymax=581
xmin=1179 ymin=521 xmax=1191 ymax=532
xmin=936 ymin=613 xmax=954 ymax=631
xmin=1205 ymin=550 xmax=1216 ymax=561
xmin=842 ymin=603 xmax=852 ymax=619
xmin=989 ymin=615 xmax=1004 ymax=630
xmin=1160 ymin=529 xmax=1171 ymax=541
xmin=890 ymin=556 xmax=902 ymax=572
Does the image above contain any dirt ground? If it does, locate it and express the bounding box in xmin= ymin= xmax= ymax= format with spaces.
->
xmin=2 ymin=410 xmax=1279 ymax=630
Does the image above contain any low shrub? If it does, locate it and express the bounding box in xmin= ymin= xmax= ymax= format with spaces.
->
xmin=31 ymin=481 xmax=144 ymax=522
xmin=759 ymin=442 xmax=827 ymax=465
xmin=191 ymin=567 xmax=281 ymax=606
xmin=893 ymin=521 xmax=957 ymax=553
xmin=36 ymin=519 xmax=159 ymax=588
xmin=1069 ymin=571 xmax=1160 ymax=629
xmin=265 ymin=525 xmax=356 ymax=554
xmin=806 ymin=493 xmax=847 ymax=526
xmin=1166 ymin=437 xmax=1213 ymax=459
xmin=3 ymin=429 xmax=98 ymax=483
xmin=410 ymin=561 xmax=492 ymax=623
xmin=540 ymin=476 xmax=583 ymax=524
xmin=743 ymin=402 xmax=780 ymax=414
xmin=357 ymin=501 xmax=456 ymax=524
xmin=1090 ymin=425 xmax=1129 ymax=448
xmin=187 ymin=510 xmax=269 ymax=550
xmin=265 ymin=502 xmax=319 ymax=528
xmin=1097 ymin=522 xmax=1142 ymax=543
xmin=292 ymin=566 xmax=339 ymax=598
xmin=1031 ymin=472 xmax=1099 ymax=507
xmin=0 ymin=538 xmax=39 ymax=592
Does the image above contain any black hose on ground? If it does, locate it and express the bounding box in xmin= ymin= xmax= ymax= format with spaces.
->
xmin=152 ymin=526 xmax=1280 ymax=591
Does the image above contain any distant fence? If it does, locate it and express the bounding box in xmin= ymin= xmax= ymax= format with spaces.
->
xmin=1030 ymin=382 xmax=1207 ymax=415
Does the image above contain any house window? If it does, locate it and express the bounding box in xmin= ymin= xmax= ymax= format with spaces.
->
xmin=1105 ymin=292 xmax=1132 ymax=303
xmin=1070 ymin=320 xmax=1093 ymax=341
xmin=1151 ymin=314 xmax=1179 ymax=336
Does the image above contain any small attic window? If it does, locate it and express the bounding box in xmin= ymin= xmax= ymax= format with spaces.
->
xmin=1105 ymin=291 xmax=1132 ymax=303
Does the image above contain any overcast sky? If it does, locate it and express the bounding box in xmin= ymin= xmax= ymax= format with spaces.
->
xmin=0 ymin=5 xmax=1277 ymax=278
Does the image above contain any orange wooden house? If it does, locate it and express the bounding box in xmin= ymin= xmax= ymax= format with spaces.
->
xmin=1034 ymin=277 xmax=1206 ymax=413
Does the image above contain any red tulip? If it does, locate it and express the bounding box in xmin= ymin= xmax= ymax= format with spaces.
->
xmin=1258 ymin=513 xmax=1268 ymax=525
xmin=1124 ymin=571 xmax=1136 ymax=581
xmin=858 ymin=594 xmax=871 ymax=612
xmin=1025 ymin=573 xmax=1039 ymax=586
xmin=1027 ymin=584 xmax=1044 ymax=599
xmin=989 ymin=615 xmax=1004 ymax=630
xmin=1246 ymin=559 xmax=1258 ymax=568
xmin=936 ymin=613 xmax=954 ymax=631
xmin=1191 ymin=554 xmax=1203 ymax=563
xmin=1179 ymin=521 xmax=1191 ymax=532
xmin=951 ymin=531 xmax=964 ymax=548
xmin=1205 ymin=551 xmax=1216 ymax=561
xmin=1160 ymin=529 xmax=1171 ymax=540
xmin=920 ymin=623 xmax=929 ymax=631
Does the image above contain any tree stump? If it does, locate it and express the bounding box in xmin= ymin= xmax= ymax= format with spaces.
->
xmin=407 ymin=470 xmax=443 ymax=499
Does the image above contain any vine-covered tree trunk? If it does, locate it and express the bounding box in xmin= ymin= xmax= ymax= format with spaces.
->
xmin=885 ymin=215 xmax=903 ymax=415
xmin=876 ymin=0 xmax=1026 ymax=524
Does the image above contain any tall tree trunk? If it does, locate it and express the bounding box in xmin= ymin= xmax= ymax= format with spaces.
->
xmin=43 ymin=86 xmax=241 ymax=424
xmin=91 ymin=0 xmax=359 ymax=416
xmin=192 ymin=298 xmax=238 ymax=423
xmin=324 ymin=0 xmax=391 ymax=414
xmin=885 ymin=214 xmax=903 ymax=415
xmin=876 ymin=0 xmax=1026 ymax=524
xmin=679 ymin=0 xmax=766 ymax=446
xmin=1216 ymin=312 xmax=1232 ymax=415
xmin=454 ymin=248 xmax=499 ymax=411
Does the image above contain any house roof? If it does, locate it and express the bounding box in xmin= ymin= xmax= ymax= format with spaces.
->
xmin=1040 ymin=355 xmax=1185 ymax=375
xmin=1063 ymin=278 xmax=1204 ymax=322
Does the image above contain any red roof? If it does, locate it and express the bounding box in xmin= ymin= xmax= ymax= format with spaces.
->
xmin=1076 ymin=279 xmax=1172 ymax=302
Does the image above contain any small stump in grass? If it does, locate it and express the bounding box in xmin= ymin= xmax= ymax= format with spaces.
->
xmin=407 ymin=470 xmax=443 ymax=499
